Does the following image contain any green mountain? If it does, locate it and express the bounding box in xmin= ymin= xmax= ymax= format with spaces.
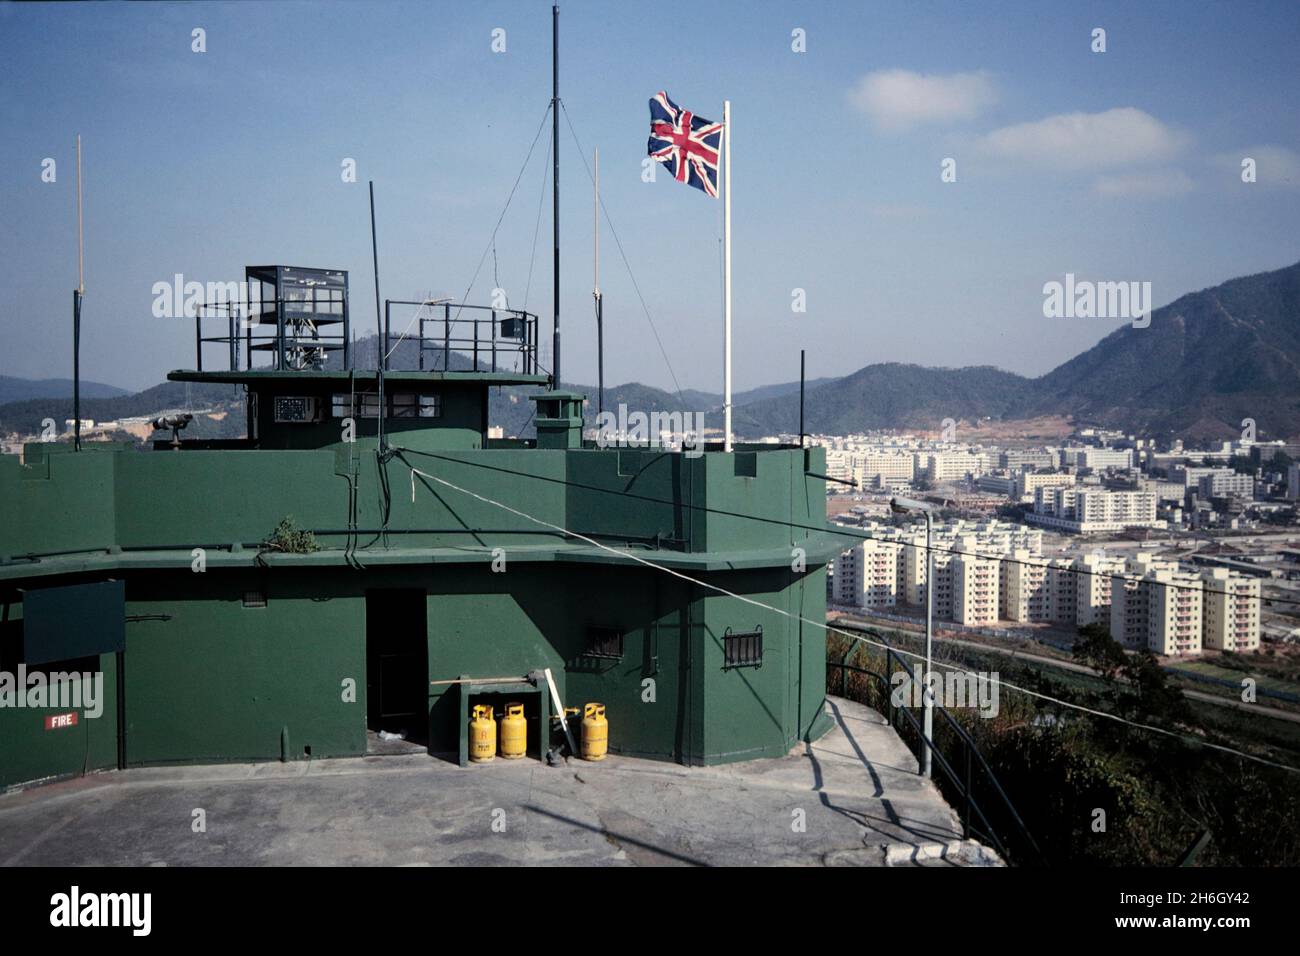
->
xmin=1014 ymin=261 xmax=1300 ymax=439
xmin=0 ymin=375 xmax=128 ymax=404
xmin=6 ymin=261 xmax=1297 ymax=443
xmin=0 ymin=381 xmax=242 ymax=439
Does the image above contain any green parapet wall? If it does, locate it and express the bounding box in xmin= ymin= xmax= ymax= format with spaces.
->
xmin=0 ymin=440 xmax=834 ymax=784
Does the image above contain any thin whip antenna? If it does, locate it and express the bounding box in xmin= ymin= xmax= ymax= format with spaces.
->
xmin=76 ymin=135 xmax=84 ymax=294
xmin=593 ymin=146 xmax=604 ymax=416
xmin=73 ymin=134 xmax=84 ymax=452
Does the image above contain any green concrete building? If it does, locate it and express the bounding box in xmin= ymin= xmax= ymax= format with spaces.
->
xmin=0 ymin=268 xmax=838 ymax=790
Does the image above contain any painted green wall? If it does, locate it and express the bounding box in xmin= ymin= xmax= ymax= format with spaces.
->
xmin=120 ymin=570 xmax=366 ymax=765
xmin=0 ymin=649 xmax=119 ymax=791
xmin=1 ymin=435 xmax=832 ymax=784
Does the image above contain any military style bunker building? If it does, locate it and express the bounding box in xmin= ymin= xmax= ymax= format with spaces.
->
xmin=0 ymin=266 xmax=838 ymax=790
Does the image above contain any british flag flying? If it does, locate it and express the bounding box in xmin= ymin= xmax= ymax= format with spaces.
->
xmin=647 ymin=91 xmax=723 ymax=198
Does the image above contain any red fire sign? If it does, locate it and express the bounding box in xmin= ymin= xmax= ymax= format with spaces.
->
xmin=44 ymin=712 xmax=79 ymax=730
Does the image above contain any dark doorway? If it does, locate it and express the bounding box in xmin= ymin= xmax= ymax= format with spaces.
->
xmin=365 ymin=589 xmax=429 ymax=750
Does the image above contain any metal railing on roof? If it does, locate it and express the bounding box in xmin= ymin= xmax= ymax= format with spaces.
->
xmin=828 ymin=633 xmax=1045 ymax=866
xmin=383 ymin=300 xmax=540 ymax=376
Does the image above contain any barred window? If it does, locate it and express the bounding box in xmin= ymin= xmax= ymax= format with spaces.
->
xmin=585 ymin=626 xmax=624 ymax=661
xmin=723 ymin=626 xmax=763 ymax=669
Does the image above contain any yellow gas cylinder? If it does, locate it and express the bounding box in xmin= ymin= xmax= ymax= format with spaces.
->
xmin=499 ymin=702 xmax=527 ymax=759
xmin=469 ymin=704 xmax=496 ymax=763
xmin=581 ymin=702 xmax=608 ymax=761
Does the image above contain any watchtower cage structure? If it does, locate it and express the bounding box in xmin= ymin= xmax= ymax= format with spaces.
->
xmin=194 ymin=266 xmax=542 ymax=380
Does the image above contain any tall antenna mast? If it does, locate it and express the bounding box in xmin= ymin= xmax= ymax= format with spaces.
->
xmin=73 ymin=134 xmax=85 ymax=451
xmin=77 ymin=135 xmax=84 ymax=295
xmin=551 ymin=3 xmax=561 ymax=390
xmin=593 ymin=146 xmax=603 ymax=416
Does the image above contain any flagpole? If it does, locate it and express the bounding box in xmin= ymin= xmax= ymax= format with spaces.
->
xmin=723 ymin=99 xmax=732 ymax=454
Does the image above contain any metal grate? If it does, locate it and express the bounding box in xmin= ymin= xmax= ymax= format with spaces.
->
xmin=242 ymin=590 xmax=268 ymax=609
xmin=723 ymin=626 xmax=763 ymax=669
xmin=585 ymin=626 xmax=624 ymax=661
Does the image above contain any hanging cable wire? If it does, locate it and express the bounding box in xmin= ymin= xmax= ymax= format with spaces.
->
xmin=379 ymin=104 xmax=552 ymax=369
xmin=398 ymin=454 xmax=1300 ymax=775
xmin=559 ymin=101 xmax=686 ymax=404
xmin=523 ymin=129 xmax=552 ymax=315
xmin=451 ymin=103 xmax=553 ymax=326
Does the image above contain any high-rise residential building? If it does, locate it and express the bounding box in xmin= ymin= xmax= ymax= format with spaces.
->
xmin=953 ymin=549 xmax=1000 ymax=625
xmin=1002 ymin=548 xmax=1049 ymax=622
xmin=832 ymin=539 xmax=899 ymax=608
xmin=1075 ymin=551 xmax=1125 ymax=626
xmin=1046 ymin=558 xmax=1079 ymax=623
xmin=1200 ymin=568 xmax=1261 ymax=651
xmin=1145 ymin=570 xmax=1204 ymax=656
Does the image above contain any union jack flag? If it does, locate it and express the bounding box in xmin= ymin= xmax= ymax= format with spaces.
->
xmin=647 ymin=91 xmax=723 ymax=198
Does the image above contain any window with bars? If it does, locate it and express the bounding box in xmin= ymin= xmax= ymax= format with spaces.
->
xmin=723 ymin=626 xmax=763 ymax=669
xmin=585 ymin=626 xmax=624 ymax=661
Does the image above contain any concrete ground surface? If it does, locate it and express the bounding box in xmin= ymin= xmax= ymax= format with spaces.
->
xmin=0 ymin=697 xmax=997 ymax=867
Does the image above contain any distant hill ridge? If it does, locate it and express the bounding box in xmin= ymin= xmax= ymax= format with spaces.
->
xmin=4 ymin=260 xmax=1298 ymax=441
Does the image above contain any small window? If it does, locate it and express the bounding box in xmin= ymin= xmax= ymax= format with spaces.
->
xmin=723 ymin=626 xmax=763 ymax=669
xmin=331 ymin=393 xmax=381 ymax=419
xmin=390 ymin=393 xmax=419 ymax=419
xmin=585 ymin=626 xmax=624 ymax=661
xmin=418 ymin=394 xmax=441 ymax=418
xmin=734 ymin=452 xmax=758 ymax=478
xmin=242 ymin=590 xmax=267 ymax=608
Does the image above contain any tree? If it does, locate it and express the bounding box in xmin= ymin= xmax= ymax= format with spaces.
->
xmin=1073 ymin=623 xmax=1128 ymax=681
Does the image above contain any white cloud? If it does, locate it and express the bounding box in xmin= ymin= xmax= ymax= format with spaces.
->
xmin=1214 ymin=145 xmax=1300 ymax=187
xmin=978 ymin=108 xmax=1185 ymax=170
xmin=848 ymin=69 xmax=997 ymax=131
xmin=1093 ymin=169 xmax=1194 ymax=198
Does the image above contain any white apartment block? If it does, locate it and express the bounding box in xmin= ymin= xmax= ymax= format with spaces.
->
xmin=953 ymin=551 xmax=1000 ymax=625
xmin=1145 ymin=570 xmax=1204 ymax=656
xmin=1108 ymin=554 xmax=1210 ymax=656
xmin=832 ymin=539 xmax=899 ymax=608
xmin=1170 ymin=464 xmax=1227 ymax=487
xmin=1200 ymin=568 xmax=1261 ymax=651
xmin=1196 ymin=472 xmax=1254 ymax=500
xmin=922 ymin=451 xmax=987 ymax=482
xmin=1028 ymin=487 xmax=1161 ymax=533
xmin=1061 ymin=447 xmax=1134 ymax=470
xmin=976 ymin=473 xmax=1016 ymax=497
xmin=1001 ymin=449 xmax=1058 ymax=472
xmin=1014 ymin=471 xmax=1075 ymax=503
xmin=1075 ymin=552 xmax=1125 ymax=627
xmin=1046 ymin=559 xmax=1079 ymax=623
xmin=1002 ymin=548 xmax=1049 ymax=622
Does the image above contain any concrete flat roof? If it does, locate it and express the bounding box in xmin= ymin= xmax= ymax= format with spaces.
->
xmin=0 ymin=697 xmax=993 ymax=867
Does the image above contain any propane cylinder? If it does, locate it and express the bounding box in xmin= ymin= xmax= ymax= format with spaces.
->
xmin=581 ymin=702 xmax=608 ymax=761
xmin=469 ymin=704 xmax=496 ymax=763
xmin=499 ymin=702 xmax=527 ymax=759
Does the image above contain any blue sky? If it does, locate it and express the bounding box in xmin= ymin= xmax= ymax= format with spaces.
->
xmin=2 ymin=0 xmax=1299 ymax=393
